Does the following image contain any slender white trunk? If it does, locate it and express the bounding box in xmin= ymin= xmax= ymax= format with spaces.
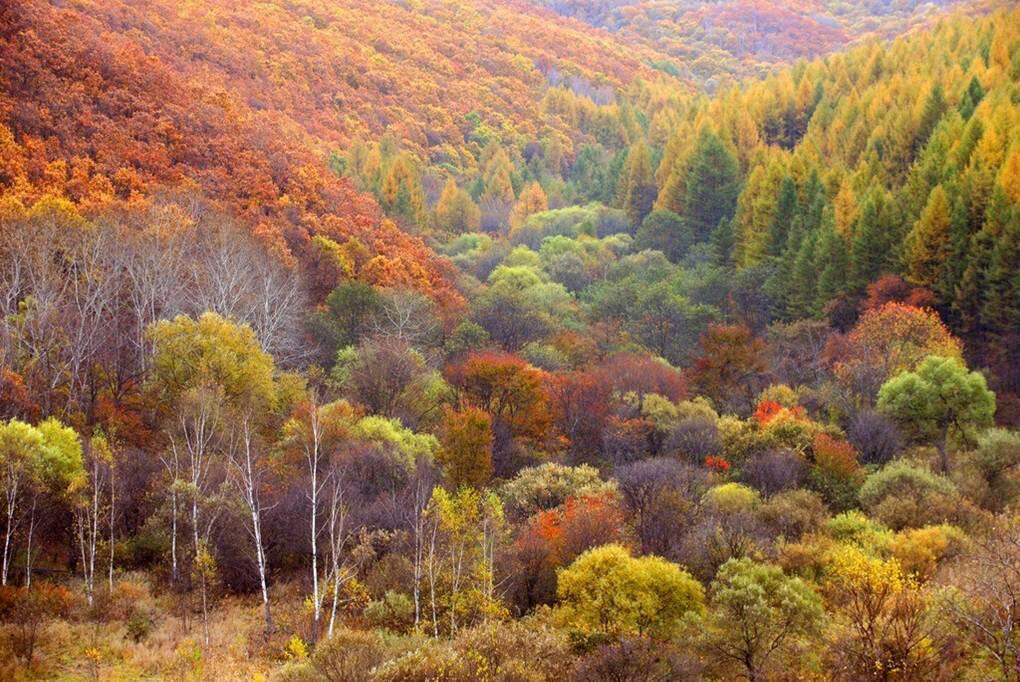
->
xmin=24 ymin=496 xmax=36 ymax=588
xmin=108 ymin=468 xmax=115 ymax=593
xmin=233 ymin=417 xmax=272 ymax=637
xmin=2 ymin=470 xmax=19 ymax=586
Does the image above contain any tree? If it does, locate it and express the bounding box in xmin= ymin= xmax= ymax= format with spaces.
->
xmin=635 ymin=210 xmax=694 ymax=263
xmin=556 ymin=544 xmax=704 ymax=639
xmin=831 ymin=303 xmax=962 ymax=400
xmin=621 ymin=141 xmax=656 ymax=227
xmin=941 ymin=516 xmax=1020 ymax=681
xmin=823 ymin=546 xmax=946 ymax=679
xmin=282 ymin=398 xmax=356 ymax=642
xmin=438 ymin=406 xmax=493 ymax=489
xmin=705 ymin=558 xmax=825 ymax=682
xmin=0 ymin=418 xmax=83 ymax=587
xmin=509 ymin=182 xmax=548 ymax=231
xmin=905 ymin=185 xmax=952 ymax=296
xmin=380 ymin=153 xmax=426 ymax=227
xmin=148 ymin=312 xmax=279 ymax=643
xmin=446 ymin=352 xmax=551 ymax=476
xmin=426 ymin=486 xmax=505 ymax=633
xmin=685 ymin=130 xmax=740 ymax=241
xmin=691 ymin=324 xmax=767 ymax=413
xmin=849 ymin=190 xmax=895 ymax=292
xmin=877 ymin=356 xmax=995 ymax=472
xmin=435 ymin=178 xmax=481 ymax=234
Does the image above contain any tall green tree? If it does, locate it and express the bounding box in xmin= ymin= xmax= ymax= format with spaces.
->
xmin=685 ymin=130 xmax=740 ymax=241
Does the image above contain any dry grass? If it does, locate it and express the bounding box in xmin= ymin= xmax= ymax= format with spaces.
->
xmin=0 ymin=576 xmax=314 ymax=681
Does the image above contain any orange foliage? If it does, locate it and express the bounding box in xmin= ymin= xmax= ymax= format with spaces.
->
xmin=828 ymin=303 xmax=963 ymax=385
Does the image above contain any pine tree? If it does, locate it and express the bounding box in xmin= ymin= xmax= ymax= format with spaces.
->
xmin=815 ymin=212 xmax=850 ymax=309
xmin=381 ymin=153 xmax=426 ymax=226
xmin=621 ymin=140 xmax=656 ymax=227
xmin=954 ymin=186 xmax=1008 ymax=337
xmin=685 ymin=129 xmax=740 ymax=241
xmin=510 ymin=182 xmax=549 ymax=230
xmin=787 ymin=230 xmax=819 ymax=318
xmin=1000 ymin=150 xmax=1020 ymax=205
xmin=766 ymin=175 xmax=797 ymax=257
xmin=905 ymin=185 xmax=952 ymax=294
xmin=958 ymin=75 xmax=985 ymax=120
xmin=980 ymin=192 xmax=1020 ymax=335
xmin=914 ymin=84 xmax=947 ymax=154
xmin=482 ymin=148 xmax=516 ymax=203
xmin=849 ymin=190 xmax=892 ymax=292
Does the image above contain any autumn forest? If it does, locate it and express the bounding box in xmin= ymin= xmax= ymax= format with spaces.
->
xmin=1 ymin=0 xmax=1020 ymax=679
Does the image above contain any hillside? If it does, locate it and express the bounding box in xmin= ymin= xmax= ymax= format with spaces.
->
xmin=2 ymin=3 xmax=1020 ymax=681
xmin=0 ymin=0 xmax=678 ymax=305
xmin=531 ymin=0 xmax=995 ymax=84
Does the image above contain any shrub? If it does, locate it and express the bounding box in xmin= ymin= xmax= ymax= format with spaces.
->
xmin=741 ymin=449 xmax=805 ymax=496
xmin=758 ymin=489 xmax=829 ymax=539
xmin=311 ymin=628 xmax=386 ymax=682
xmin=373 ymin=619 xmax=571 ymax=681
xmin=847 ymin=409 xmax=903 ymax=465
xmin=703 ymin=483 xmax=760 ymax=514
xmin=858 ymin=461 xmax=961 ymax=529
xmin=668 ymin=416 xmax=722 ymax=463
xmin=364 ymin=591 xmax=415 ymax=633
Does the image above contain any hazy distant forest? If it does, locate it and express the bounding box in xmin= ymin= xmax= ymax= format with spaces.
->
xmin=1 ymin=0 xmax=1020 ymax=679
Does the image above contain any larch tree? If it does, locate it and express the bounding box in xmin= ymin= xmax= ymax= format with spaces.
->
xmin=621 ymin=140 xmax=656 ymax=227
xmin=905 ymin=185 xmax=952 ymax=295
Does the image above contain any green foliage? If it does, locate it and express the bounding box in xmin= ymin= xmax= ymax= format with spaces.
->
xmin=148 ymin=312 xmax=278 ymax=410
xmin=684 ymin=130 xmax=740 ymax=242
xmin=705 ymin=558 xmax=825 ymax=680
xmin=858 ymin=461 xmax=960 ymax=530
xmin=877 ymin=355 xmax=995 ymax=470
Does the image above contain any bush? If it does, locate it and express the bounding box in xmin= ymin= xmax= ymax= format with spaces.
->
xmin=500 ymin=463 xmax=615 ymax=519
xmin=374 ymin=619 xmax=571 ymax=681
xmin=0 ymin=582 xmax=74 ymax=662
xmin=311 ymin=628 xmax=386 ymax=682
xmin=758 ymin=490 xmax=829 ymax=539
xmin=364 ymin=591 xmax=415 ymax=633
xmin=668 ymin=416 xmax=722 ymax=463
xmin=858 ymin=461 xmax=961 ymax=530
xmin=741 ymin=449 xmax=805 ymax=496
xmin=703 ymin=483 xmax=760 ymax=514
xmin=847 ymin=409 xmax=903 ymax=465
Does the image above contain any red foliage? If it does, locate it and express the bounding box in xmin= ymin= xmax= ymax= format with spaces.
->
xmin=753 ymin=400 xmax=806 ymax=426
xmin=595 ymin=352 xmax=688 ymax=402
xmin=0 ymin=368 xmax=40 ymax=422
xmin=704 ymin=455 xmax=731 ymax=473
xmin=691 ymin=324 xmax=766 ymax=402
xmin=862 ymin=275 xmax=937 ymax=312
xmin=547 ymin=370 xmax=612 ymax=457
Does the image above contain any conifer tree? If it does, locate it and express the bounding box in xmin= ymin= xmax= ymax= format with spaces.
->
xmin=685 ymin=130 xmax=740 ymax=241
xmin=766 ymin=175 xmax=798 ymax=258
xmin=435 ymin=178 xmax=481 ymax=233
xmin=905 ymin=185 xmax=952 ymax=295
xmin=850 ymin=190 xmax=893 ymax=292
xmin=621 ymin=140 xmax=656 ymax=227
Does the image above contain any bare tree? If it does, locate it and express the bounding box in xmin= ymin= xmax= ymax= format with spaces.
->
xmin=226 ymin=411 xmax=274 ymax=638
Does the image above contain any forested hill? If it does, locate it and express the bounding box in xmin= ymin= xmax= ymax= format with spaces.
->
xmin=0 ymin=0 xmax=677 ymax=306
xmin=530 ymin=0 xmax=999 ymax=84
xmin=3 ymin=1 xmax=1020 ymax=679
